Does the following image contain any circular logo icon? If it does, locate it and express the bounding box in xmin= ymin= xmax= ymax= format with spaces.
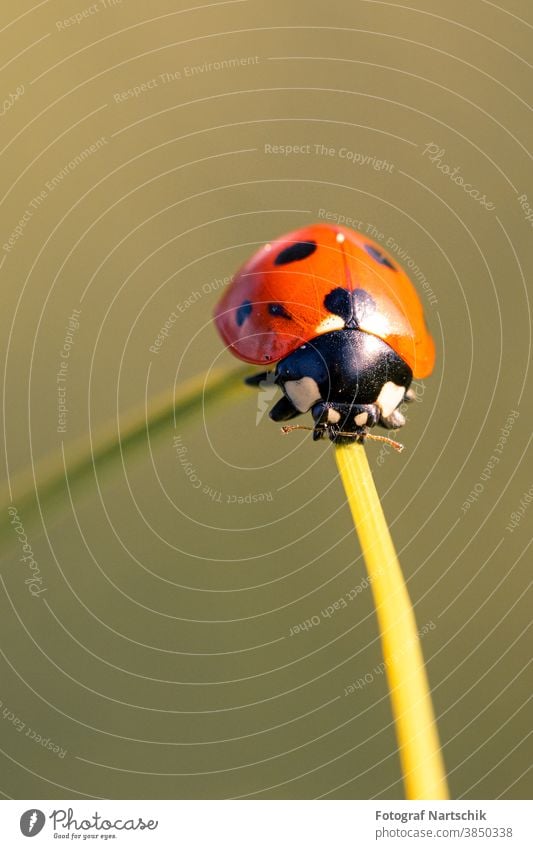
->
xmin=20 ymin=810 xmax=46 ymax=837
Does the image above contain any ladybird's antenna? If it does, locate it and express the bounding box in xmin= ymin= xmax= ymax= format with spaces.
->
xmin=281 ymin=424 xmax=313 ymax=435
xmin=281 ymin=425 xmax=404 ymax=453
xmin=364 ymin=433 xmax=405 ymax=453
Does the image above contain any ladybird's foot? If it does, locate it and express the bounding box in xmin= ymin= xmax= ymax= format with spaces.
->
xmin=311 ymin=423 xmax=367 ymax=444
xmin=311 ymin=401 xmax=379 ymax=429
xmin=329 ymin=428 xmax=367 ymax=445
xmin=379 ymin=408 xmax=406 ymax=430
xmin=244 ymin=371 xmax=273 ymax=387
xmin=269 ymin=395 xmax=300 ymax=422
xmin=312 ymin=426 xmax=325 ymax=442
xmin=308 ymin=400 xmax=377 ymax=443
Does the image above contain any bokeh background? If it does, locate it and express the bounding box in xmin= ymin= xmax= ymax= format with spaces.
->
xmin=0 ymin=0 xmax=531 ymax=800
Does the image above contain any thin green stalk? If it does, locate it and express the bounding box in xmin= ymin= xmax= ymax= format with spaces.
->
xmin=1 ymin=366 xmax=249 ymax=549
xmin=335 ymin=441 xmax=449 ymax=800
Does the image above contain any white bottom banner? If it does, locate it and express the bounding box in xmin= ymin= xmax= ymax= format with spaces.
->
xmin=0 ymin=799 xmax=529 ymax=848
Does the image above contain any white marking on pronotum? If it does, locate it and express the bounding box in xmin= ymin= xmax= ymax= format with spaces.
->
xmin=284 ymin=377 xmax=321 ymax=412
xmin=315 ymin=315 xmax=345 ymax=334
xmin=327 ymin=408 xmax=341 ymax=423
xmin=355 ymin=412 xmax=368 ymax=426
xmin=376 ymin=382 xmax=405 ymax=418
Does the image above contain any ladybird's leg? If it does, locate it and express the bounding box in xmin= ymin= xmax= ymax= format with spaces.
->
xmin=269 ymin=395 xmax=300 ymax=421
xmin=379 ymin=408 xmax=406 ymax=430
xmin=309 ymin=401 xmax=330 ymax=440
xmin=360 ymin=404 xmax=380 ymax=427
xmin=404 ymin=387 xmax=416 ymax=403
xmin=327 ymin=425 xmax=364 ymax=445
xmin=244 ymin=371 xmax=273 ymax=387
xmin=342 ymin=404 xmax=380 ymax=429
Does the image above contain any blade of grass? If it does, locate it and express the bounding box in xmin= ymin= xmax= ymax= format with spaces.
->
xmin=335 ymin=441 xmax=449 ymax=800
xmin=1 ymin=365 xmax=250 ymax=549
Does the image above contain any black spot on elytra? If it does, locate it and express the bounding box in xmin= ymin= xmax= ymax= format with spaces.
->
xmin=274 ymin=240 xmax=317 ymax=266
xmin=324 ymin=288 xmax=376 ymax=328
xmin=268 ymin=302 xmax=292 ymax=319
xmin=364 ymin=244 xmax=396 ymax=270
xmin=236 ymin=300 xmax=252 ymax=326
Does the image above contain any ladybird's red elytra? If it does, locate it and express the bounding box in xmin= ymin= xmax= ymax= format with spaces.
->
xmin=214 ymin=223 xmax=435 ymax=444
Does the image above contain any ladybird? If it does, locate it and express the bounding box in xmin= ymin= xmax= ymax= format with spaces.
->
xmin=214 ymin=223 xmax=435 ymax=444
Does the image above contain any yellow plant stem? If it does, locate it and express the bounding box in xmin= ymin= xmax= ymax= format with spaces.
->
xmin=335 ymin=441 xmax=449 ymax=800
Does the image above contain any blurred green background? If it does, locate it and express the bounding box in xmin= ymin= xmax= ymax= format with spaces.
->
xmin=0 ymin=0 xmax=531 ymax=799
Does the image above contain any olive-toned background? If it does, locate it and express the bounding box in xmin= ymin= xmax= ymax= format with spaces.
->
xmin=0 ymin=0 xmax=531 ymax=800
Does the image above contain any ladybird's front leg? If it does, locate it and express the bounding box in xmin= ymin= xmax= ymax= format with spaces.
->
xmin=312 ymin=425 xmax=328 ymax=442
xmin=269 ymin=395 xmax=300 ymax=421
xmin=244 ymin=371 xmax=273 ymax=387
xmin=245 ymin=370 xmax=297 ymax=423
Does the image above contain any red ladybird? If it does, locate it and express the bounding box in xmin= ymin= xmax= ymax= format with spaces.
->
xmin=214 ymin=223 xmax=435 ymax=444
